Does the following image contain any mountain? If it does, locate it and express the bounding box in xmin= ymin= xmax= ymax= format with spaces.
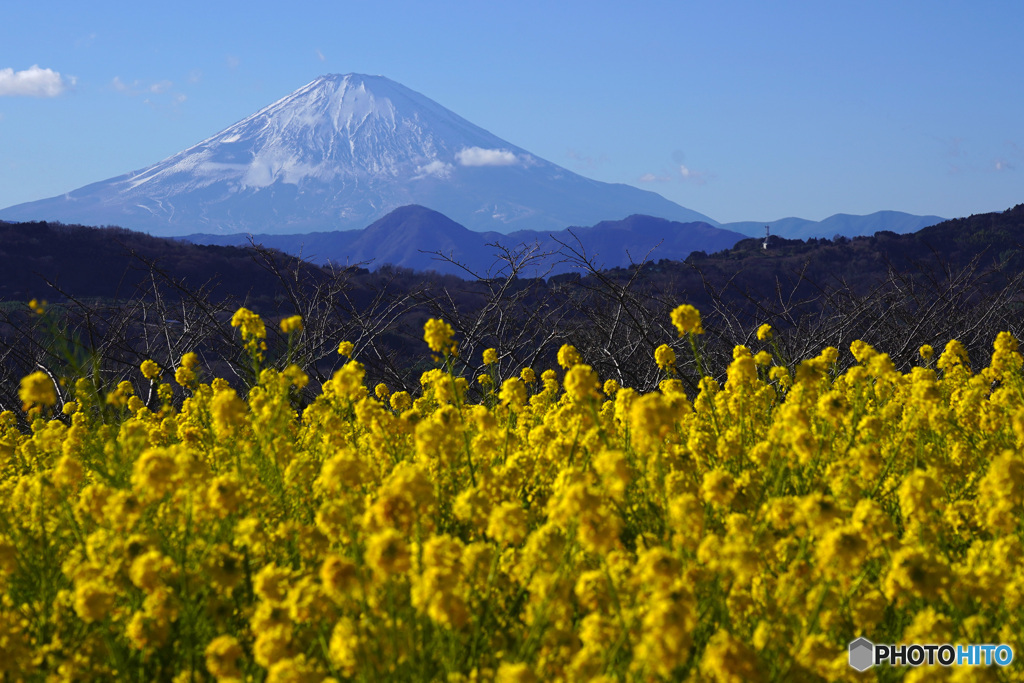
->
xmin=723 ymin=210 xmax=945 ymax=239
xmin=500 ymin=214 xmax=745 ymax=272
xmin=185 ymin=204 xmax=747 ymax=276
xmin=199 ymin=205 xmax=509 ymax=274
xmin=0 ymin=74 xmax=715 ymax=236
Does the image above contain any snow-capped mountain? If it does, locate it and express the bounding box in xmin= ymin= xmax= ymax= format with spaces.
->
xmin=0 ymin=74 xmax=716 ymax=236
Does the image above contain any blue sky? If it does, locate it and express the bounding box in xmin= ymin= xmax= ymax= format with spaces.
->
xmin=1 ymin=0 xmax=1021 ymax=224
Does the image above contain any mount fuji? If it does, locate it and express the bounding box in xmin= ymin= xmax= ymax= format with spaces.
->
xmin=0 ymin=74 xmax=716 ymax=236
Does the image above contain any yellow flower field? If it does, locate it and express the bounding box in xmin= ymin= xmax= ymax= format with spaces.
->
xmin=1 ymin=306 xmax=1023 ymax=681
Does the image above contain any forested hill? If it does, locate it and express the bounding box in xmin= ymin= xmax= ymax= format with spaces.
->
xmin=3 ymin=204 xmax=1022 ymax=308
xmin=647 ymin=203 xmax=1024 ymax=298
xmin=3 ymin=204 xmax=1023 ymax=314
xmin=0 ymin=220 xmax=324 ymax=305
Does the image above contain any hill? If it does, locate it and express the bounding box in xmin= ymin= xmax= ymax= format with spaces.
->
xmin=0 ymin=220 xmax=311 ymax=305
xmin=186 ymin=205 xmax=747 ymax=276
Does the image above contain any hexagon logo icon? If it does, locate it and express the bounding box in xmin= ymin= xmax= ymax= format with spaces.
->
xmin=849 ymin=637 xmax=874 ymax=671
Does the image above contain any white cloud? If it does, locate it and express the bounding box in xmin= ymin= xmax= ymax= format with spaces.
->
xmin=149 ymin=80 xmax=172 ymax=94
xmin=639 ymin=172 xmax=671 ymax=183
xmin=679 ymin=164 xmax=707 ymax=184
xmin=414 ymin=159 xmax=454 ymax=179
xmin=994 ymin=159 xmax=1014 ymax=171
xmin=0 ymin=65 xmax=72 ymax=97
xmin=316 ymin=49 xmax=326 ymax=62
xmin=456 ymin=146 xmax=521 ymax=167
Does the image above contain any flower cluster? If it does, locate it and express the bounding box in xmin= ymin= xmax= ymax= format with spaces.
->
xmin=1 ymin=308 xmax=1024 ymax=681
xmin=424 ymin=318 xmax=457 ymax=356
xmin=231 ymin=306 xmax=268 ymax=360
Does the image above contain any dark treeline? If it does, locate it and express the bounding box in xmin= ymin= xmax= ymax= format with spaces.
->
xmin=1 ymin=204 xmax=1022 ymax=418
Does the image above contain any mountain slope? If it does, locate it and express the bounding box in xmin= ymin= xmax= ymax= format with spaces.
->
xmin=0 ymin=74 xmax=715 ymax=236
xmin=517 ymin=214 xmax=744 ymax=269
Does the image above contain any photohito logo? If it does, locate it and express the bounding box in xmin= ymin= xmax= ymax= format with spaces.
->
xmin=849 ymin=638 xmax=1014 ymax=671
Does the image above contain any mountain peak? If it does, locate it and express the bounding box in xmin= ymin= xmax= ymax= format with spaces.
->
xmin=312 ymin=72 xmax=394 ymax=85
xmin=188 ymin=72 xmax=494 ymax=184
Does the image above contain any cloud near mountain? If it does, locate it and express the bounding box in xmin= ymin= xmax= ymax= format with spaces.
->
xmin=455 ymin=147 xmax=524 ymax=167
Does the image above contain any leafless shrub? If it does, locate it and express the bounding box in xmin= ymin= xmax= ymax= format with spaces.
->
xmin=3 ymin=234 xmax=1023 ymax=424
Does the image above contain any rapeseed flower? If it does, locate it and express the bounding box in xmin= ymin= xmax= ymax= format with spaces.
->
xmin=211 ymin=387 xmax=247 ymax=436
xmin=19 ymin=371 xmax=56 ymax=409
xmin=424 ymin=318 xmax=455 ymax=354
xmin=700 ymin=629 xmax=763 ymax=682
xmin=563 ymin=364 xmax=600 ymax=403
xmin=556 ymin=344 xmax=582 ymax=369
xmin=140 ymin=359 xmax=161 ymax=380
xmin=5 ymin=305 xmax=1024 ymax=681
xmin=320 ymin=555 xmax=360 ymax=603
xmin=231 ymin=306 xmax=266 ymax=340
xmin=73 ymin=580 xmax=115 ymax=623
xmin=175 ymin=351 xmax=200 ymax=387
xmin=205 ymin=635 xmax=244 ymax=679
xmin=654 ymin=343 xmax=676 ymax=373
xmin=365 ymin=529 xmax=411 ymax=580
xmin=499 ymin=377 xmax=527 ymax=409
xmin=279 ymin=315 xmax=303 ymax=334
xmin=670 ymin=303 xmax=703 ymax=335
xmin=231 ymin=307 xmax=268 ymax=360
xmin=390 ymin=390 xmax=412 ymax=412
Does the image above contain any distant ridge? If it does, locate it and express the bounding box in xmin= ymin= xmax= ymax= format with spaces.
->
xmin=186 ymin=205 xmax=747 ymax=276
xmin=723 ymin=210 xmax=945 ymax=239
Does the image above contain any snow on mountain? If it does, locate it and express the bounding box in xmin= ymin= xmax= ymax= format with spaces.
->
xmin=0 ymin=74 xmax=717 ymax=235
